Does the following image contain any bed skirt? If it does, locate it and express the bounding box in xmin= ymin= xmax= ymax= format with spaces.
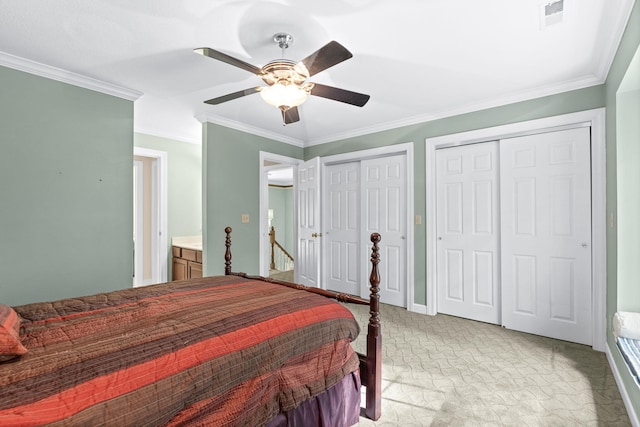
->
xmin=265 ymin=370 xmax=361 ymax=427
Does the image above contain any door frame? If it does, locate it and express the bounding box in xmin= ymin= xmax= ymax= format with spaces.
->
xmin=133 ymin=147 xmax=168 ymax=285
xmin=320 ymin=142 xmax=415 ymax=311
xmin=258 ymin=151 xmax=302 ymax=277
xmin=133 ymin=159 xmax=144 ymax=286
xmin=425 ymin=108 xmax=606 ymax=351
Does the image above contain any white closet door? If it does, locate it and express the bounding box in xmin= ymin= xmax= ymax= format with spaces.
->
xmin=500 ymin=127 xmax=592 ymax=345
xmin=436 ymin=142 xmax=501 ymax=324
xmin=296 ymin=157 xmax=321 ymax=288
xmin=362 ymin=155 xmax=407 ymax=307
xmin=324 ymin=162 xmax=361 ymax=295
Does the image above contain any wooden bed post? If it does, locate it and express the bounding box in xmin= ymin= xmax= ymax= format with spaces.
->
xmin=224 ymin=226 xmax=232 ymax=275
xmin=223 ymin=226 xmax=382 ymax=420
xmin=366 ymin=232 xmax=382 ymax=421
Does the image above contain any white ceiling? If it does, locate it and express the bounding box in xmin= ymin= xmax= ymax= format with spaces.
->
xmin=0 ymin=0 xmax=635 ymax=146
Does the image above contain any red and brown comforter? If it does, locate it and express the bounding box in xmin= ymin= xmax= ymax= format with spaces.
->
xmin=0 ymin=276 xmax=360 ymax=426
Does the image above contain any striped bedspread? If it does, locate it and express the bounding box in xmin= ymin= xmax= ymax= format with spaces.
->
xmin=0 ymin=276 xmax=360 ymax=426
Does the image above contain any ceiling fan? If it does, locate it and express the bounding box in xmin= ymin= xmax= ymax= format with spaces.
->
xmin=195 ymin=33 xmax=370 ymax=125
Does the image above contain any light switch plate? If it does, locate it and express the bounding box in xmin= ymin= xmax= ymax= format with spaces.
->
xmin=241 ymin=214 xmax=249 ymax=223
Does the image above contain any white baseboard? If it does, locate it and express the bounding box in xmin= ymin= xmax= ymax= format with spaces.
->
xmin=606 ymin=344 xmax=639 ymax=427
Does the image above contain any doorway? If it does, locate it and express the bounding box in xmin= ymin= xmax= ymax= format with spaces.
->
xmin=133 ymin=147 xmax=168 ymax=287
xmin=267 ymin=166 xmax=295 ymax=281
xmin=426 ymin=109 xmax=607 ymax=350
xmin=259 ymin=152 xmax=301 ymax=278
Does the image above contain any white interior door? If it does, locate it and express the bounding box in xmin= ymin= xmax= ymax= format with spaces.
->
xmin=362 ymin=155 xmax=407 ymax=307
xmin=324 ymin=162 xmax=361 ymax=295
xmin=500 ymin=127 xmax=592 ymax=345
xmin=296 ymin=157 xmax=321 ymax=287
xmin=435 ymin=142 xmax=501 ymax=324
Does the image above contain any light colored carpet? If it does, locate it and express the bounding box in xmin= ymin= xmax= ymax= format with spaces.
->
xmin=345 ymin=303 xmax=630 ymax=426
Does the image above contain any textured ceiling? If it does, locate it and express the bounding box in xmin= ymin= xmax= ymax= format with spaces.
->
xmin=0 ymin=0 xmax=635 ymax=146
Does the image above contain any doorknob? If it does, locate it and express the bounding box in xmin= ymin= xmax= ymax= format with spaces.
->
xmin=311 ymin=232 xmax=323 ymax=238
xmin=581 ymin=242 xmax=588 ymax=248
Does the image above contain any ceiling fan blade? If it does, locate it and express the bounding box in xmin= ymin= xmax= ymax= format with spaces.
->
xmin=309 ymin=83 xmax=370 ymax=107
xmin=194 ymin=47 xmax=263 ymax=75
xmin=204 ymin=87 xmax=262 ymax=105
xmin=299 ymin=41 xmax=352 ymax=77
xmin=282 ymin=107 xmax=300 ymax=124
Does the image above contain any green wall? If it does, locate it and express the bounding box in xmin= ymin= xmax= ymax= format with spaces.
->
xmin=606 ymin=0 xmax=640 ymax=418
xmin=616 ymin=88 xmax=640 ymax=311
xmin=134 ymin=133 xmax=202 ymax=278
xmin=0 ymin=66 xmax=134 ymax=306
xmin=202 ymin=123 xmax=303 ymax=276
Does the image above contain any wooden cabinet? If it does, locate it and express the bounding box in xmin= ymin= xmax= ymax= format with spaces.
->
xmin=188 ymin=262 xmax=202 ymax=279
xmin=172 ymin=246 xmax=203 ymax=281
xmin=172 ymin=257 xmax=188 ymax=281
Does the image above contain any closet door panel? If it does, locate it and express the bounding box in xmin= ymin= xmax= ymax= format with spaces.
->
xmin=436 ymin=142 xmax=500 ymax=324
xmin=500 ymin=127 xmax=592 ymax=345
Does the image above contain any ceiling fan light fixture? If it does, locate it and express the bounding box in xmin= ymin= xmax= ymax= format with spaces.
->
xmin=197 ymin=33 xmax=369 ymax=125
xmin=260 ymin=82 xmax=309 ymax=109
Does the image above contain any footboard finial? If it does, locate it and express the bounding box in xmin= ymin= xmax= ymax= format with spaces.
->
xmin=366 ymin=232 xmax=382 ymax=421
xmin=369 ymin=232 xmax=381 ymax=328
xmin=225 ymin=227 xmax=232 ymax=275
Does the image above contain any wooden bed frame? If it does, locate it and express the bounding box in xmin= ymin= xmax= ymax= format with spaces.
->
xmin=223 ymin=226 xmax=382 ymax=421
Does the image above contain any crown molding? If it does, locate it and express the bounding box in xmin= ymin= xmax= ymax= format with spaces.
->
xmin=134 ymin=126 xmax=201 ymax=145
xmin=195 ymin=112 xmax=305 ymax=147
xmin=595 ymin=0 xmax=637 ymax=82
xmin=0 ymin=51 xmax=142 ymax=101
xmin=195 ymin=70 xmax=604 ymax=149
xmin=142 ymin=69 xmax=604 ymax=149
xmin=306 ymin=74 xmax=604 ymax=147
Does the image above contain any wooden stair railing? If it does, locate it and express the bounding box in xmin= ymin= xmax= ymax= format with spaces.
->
xmin=269 ymin=226 xmax=294 ymax=271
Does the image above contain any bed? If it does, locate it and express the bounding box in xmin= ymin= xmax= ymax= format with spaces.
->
xmin=0 ymin=227 xmax=382 ymax=426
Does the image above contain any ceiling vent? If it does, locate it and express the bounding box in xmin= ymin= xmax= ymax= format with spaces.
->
xmin=541 ymin=0 xmax=564 ymax=28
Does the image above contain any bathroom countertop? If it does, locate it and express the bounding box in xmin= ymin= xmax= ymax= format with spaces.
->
xmin=172 ymin=236 xmax=202 ymax=251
